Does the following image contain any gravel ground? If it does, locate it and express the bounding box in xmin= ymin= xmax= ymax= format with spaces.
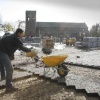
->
xmin=0 ymin=77 xmax=99 ymax=100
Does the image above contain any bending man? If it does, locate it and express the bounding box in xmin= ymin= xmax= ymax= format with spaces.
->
xmin=0 ymin=28 xmax=31 ymax=91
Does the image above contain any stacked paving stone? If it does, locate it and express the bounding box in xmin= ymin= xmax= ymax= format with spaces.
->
xmin=83 ymin=37 xmax=100 ymax=48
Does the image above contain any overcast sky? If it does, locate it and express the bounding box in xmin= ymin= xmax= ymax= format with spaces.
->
xmin=0 ymin=0 xmax=100 ymax=30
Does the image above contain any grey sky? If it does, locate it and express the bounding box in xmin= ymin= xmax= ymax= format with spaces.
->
xmin=0 ymin=0 xmax=100 ymax=30
xmin=33 ymin=0 xmax=100 ymax=10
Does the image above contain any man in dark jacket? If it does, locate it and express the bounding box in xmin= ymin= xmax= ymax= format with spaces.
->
xmin=0 ymin=32 xmax=14 ymax=81
xmin=0 ymin=28 xmax=31 ymax=91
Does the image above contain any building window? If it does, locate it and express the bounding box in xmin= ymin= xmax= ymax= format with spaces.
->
xmin=27 ymin=17 xmax=29 ymax=21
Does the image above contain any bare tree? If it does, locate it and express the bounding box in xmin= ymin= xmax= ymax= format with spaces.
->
xmin=89 ymin=23 xmax=100 ymax=37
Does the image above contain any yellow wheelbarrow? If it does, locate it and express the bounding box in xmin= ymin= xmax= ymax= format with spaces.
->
xmin=42 ymin=54 xmax=69 ymax=77
xmin=26 ymin=50 xmax=39 ymax=62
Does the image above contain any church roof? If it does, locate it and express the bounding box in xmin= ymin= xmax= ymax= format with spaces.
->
xmin=37 ymin=22 xmax=88 ymax=29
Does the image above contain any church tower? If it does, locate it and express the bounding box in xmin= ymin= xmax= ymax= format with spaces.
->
xmin=25 ymin=11 xmax=36 ymax=36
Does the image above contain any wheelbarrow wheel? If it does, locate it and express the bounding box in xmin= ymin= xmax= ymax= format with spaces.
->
xmin=57 ymin=64 xmax=69 ymax=77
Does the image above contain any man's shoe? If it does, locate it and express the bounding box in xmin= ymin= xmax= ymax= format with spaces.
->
xmin=6 ymin=86 xmax=18 ymax=92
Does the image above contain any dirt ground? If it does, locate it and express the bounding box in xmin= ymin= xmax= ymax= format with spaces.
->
xmin=0 ymin=77 xmax=99 ymax=100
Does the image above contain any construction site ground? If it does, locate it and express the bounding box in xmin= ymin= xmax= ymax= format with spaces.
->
xmin=0 ymin=44 xmax=100 ymax=100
